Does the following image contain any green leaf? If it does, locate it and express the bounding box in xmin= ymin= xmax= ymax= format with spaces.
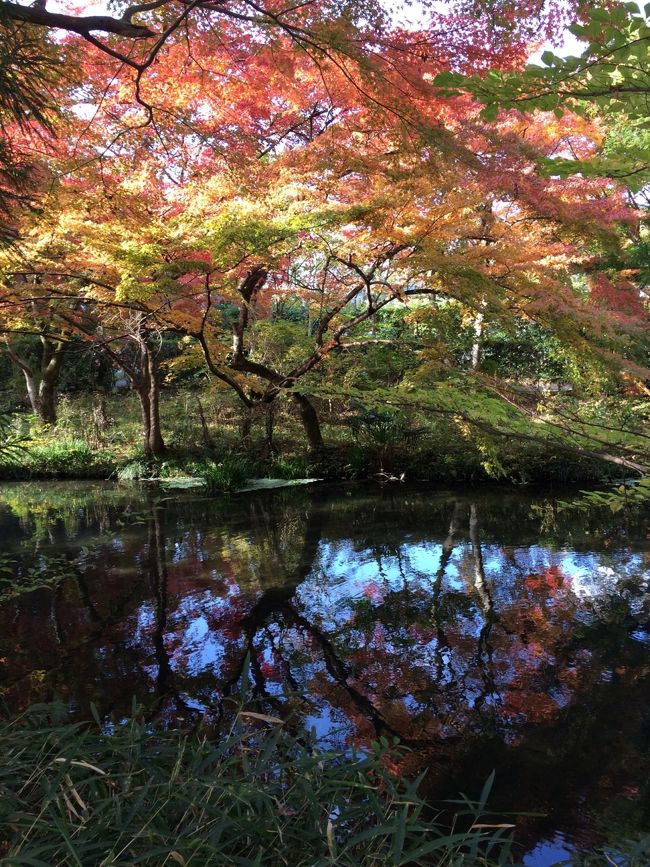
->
xmin=480 ymin=104 xmax=499 ymax=122
xmin=432 ymin=71 xmax=462 ymax=87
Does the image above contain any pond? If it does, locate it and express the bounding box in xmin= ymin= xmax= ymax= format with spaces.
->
xmin=0 ymin=481 xmax=648 ymax=864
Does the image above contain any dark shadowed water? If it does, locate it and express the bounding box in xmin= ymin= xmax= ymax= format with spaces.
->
xmin=0 ymin=481 xmax=649 ymax=864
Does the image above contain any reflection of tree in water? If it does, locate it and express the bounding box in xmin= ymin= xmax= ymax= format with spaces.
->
xmin=0 ymin=484 xmax=649 ymax=853
xmin=143 ymin=496 xmax=195 ymax=720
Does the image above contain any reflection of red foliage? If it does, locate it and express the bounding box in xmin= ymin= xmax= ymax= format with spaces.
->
xmin=500 ymin=684 xmax=558 ymax=723
xmin=524 ymin=566 xmax=564 ymax=592
xmin=363 ymin=581 xmax=384 ymax=602
xmin=259 ymin=661 xmax=277 ymax=680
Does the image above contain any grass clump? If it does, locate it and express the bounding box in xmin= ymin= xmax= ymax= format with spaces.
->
xmin=157 ymin=453 xmax=255 ymax=492
xmin=115 ymin=456 xmax=152 ymax=482
xmin=116 ymin=452 xmax=256 ymax=492
xmin=0 ymin=702 xmax=517 ymax=867
xmin=199 ymin=456 xmax=252 ymax=492
xmin=1 ymin=440 xmax=116 ymax=480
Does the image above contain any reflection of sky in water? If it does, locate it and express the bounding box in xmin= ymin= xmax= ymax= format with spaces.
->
xmin=177 ymin=610 xmax=225 ymax=673
xmin=525 ymin=836 xmax=574 ymax=867
xmin=127 ymin=535 xmax=650 ymax=728
xmin=294 ymin=541 xmax=649 ymax=636
xmin=303 ymin=541 xmax=647 ymax=596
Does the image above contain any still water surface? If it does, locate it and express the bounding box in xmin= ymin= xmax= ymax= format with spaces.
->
xmin=0 ymin=481 xmax=649 ymax=864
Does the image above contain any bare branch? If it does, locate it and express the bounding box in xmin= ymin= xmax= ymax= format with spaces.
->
xmin=0 ymin=1 xmax=157 ymax=39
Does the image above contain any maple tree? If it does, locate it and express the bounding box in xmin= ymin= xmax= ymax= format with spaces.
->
xmin=439 ymin=3 xmax=650 ymax=184
xmin=0 ymin=0 xmax=647 ymax=474
xmin=2 ymin=4 xmax=650 ymax=859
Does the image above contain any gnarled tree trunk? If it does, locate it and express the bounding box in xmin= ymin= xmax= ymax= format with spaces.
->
xmin=3 ymin=335 xmax=66 ymax=425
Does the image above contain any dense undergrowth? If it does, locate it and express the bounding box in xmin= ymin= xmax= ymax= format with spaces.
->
xmin=0 ymin=391 xmax=619 ymax=490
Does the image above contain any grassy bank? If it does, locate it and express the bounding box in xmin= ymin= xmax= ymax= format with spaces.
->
xmin=0 ymin=391 xmax=619 ymax=489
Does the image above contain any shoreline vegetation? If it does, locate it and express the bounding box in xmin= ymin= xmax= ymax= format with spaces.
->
xmin=0 ymin=391 xmax=631 ymax=491
xmin=1 ymin=698 xmax=648 ymax=866
xmin=0 ymin=694 xmax=518 ymax=867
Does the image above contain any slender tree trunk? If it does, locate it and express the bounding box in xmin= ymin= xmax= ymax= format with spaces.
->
xmin=196 ymin=397 xmax=213 ymax=448
xmin=293 ymin=393 xmax=324 ymax=453
xmin=241 ymin=411 xmax=252 ymax=445
xmin=471 ymin=206 xmax=492 ymax=371
xmin=137 ymin=385 xmax=152 ymax=454
xmin=146 ymin=345 xmax=165 ymax=457
xmin=131 ymin=337 xmax=165 ymax=458
xmin=135 ymin=383 xmax=165 ymax=457
xmin=265 ymin=403 xmax=275 ymax=456
xmin=470 ymin=310 xmax=484 ymax=371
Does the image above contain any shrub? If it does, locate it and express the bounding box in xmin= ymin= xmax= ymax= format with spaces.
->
xmin=0 ymin=413 xmax=25 ymax=466
xmin=0 ymin=440 xmax=116 ymax=480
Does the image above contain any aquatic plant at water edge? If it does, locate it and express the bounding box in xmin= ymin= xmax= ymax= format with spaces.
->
xmin=0 ymin=702 xmax=518 ymax=866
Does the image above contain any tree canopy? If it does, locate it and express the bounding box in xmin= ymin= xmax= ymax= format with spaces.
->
xmin=0 ymin=0 xmax=648 ymax=474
